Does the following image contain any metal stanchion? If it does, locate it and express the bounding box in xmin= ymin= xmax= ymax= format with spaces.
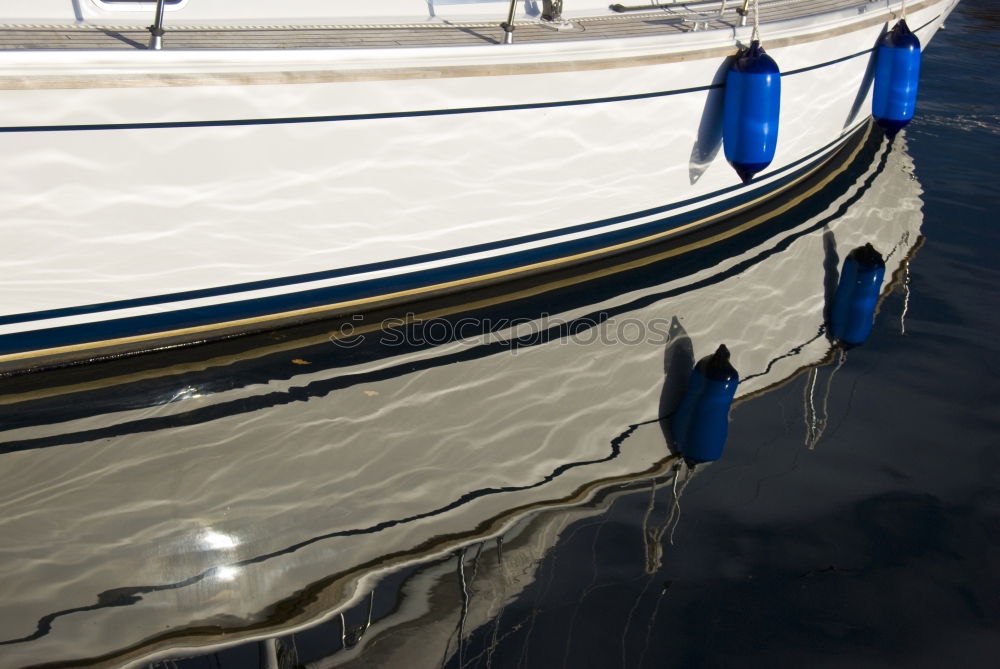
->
xmin=148 ymin=0 xmax=166 ymax=50
xmin=501 ymin=0 xmax=517 ymax=44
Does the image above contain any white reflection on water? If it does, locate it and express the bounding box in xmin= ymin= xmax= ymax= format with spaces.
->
xmin=201 ymin=530 xmax=239 ymax=551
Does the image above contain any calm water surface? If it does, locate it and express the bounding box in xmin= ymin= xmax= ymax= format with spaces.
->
xmin=1 ymin=2 xmax=998 ymax=668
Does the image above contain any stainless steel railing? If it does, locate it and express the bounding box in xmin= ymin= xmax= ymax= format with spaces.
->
xmin=148 ymin=0 xmax=166 ymax=50
xmin=501 ymin=0 xmax=565 ymax=44
xmin=501 ymin=0 xmax=518 ymax=44
xmin=145 ymin=0 xmax=563 ymax=50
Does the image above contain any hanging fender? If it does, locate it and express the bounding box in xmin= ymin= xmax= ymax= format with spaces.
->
xmin=873 ymin=19 xmax=922 ymax=136
xmin=723 ymin=40 xmax=782 ymax=184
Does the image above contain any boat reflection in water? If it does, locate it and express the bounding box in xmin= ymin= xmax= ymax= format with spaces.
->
xmin=0 ymin=125 xmax=924 ymax=669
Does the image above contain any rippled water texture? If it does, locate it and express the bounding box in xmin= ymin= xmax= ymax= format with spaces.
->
xmin=456 ymin=5 xmax=1000 ymax=668
xmin=436 ymin=5 xmax=1000 ymax=668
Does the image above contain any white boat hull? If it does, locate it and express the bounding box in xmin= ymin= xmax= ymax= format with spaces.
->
xmin=0 ymin=0 xmax=955 ymax=371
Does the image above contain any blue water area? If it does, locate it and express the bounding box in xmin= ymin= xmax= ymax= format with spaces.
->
xmin=1 ymin=2 xmax=997 ymax=669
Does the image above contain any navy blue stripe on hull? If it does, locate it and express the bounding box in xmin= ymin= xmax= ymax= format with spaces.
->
xmin=0 ymin=120 xmax=867 ymax=330
xmin=0 ymin=123 xmax=890 ymax=444
xmin=0 ymin=14 xmax=943 ymax=330
xmin=0 ymin=126 xmax=863 ymax=358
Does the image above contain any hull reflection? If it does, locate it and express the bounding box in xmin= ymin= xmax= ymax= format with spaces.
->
xmin=0 ymin=131 xmax=924 ymax=668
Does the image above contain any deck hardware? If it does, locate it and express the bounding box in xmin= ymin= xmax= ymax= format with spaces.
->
xmin=148 ymin=0 xmax=166 ymax=50
xmin=542 ymin=0 xmax=564 ymax=21
xmin=501 ymin=0 xmax=517 ymax=44
xmin=738 ymin=0 xmax=751 ymax=26
xmin=684 ymin=16 xmax=711 ymax=30
xmin=610 ymin=3 xmax=677 ymax=11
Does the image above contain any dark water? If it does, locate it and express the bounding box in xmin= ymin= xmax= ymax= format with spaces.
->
xmin=249 ymin=4 xmax=1000 ymax=666
xmin=392 ymin=5 xmax=1000 ymax=665
xmin=492 ymin=5 xmax=1000 ymax=668
xmin=549 ymin=6 xmax=1000 ymax=667
xmin=185 ymin=3 xmax=999 ymax=664
xmin=2 ymin=2 xmax=998 ymax=668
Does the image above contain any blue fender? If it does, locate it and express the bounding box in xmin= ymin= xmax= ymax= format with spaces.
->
xmin=830 ymin=243 xmax=886 ymax=346
xmin=723 ymin=40 xmax=782 ymax=184
xmin=670 ymin=344 xmax=740 ymax=463
xmin=873 ymin=19 xmax=922 ymax=136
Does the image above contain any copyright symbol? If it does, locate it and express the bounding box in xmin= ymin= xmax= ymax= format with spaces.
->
xmin=330 ymin=315 xmax=365 ymax=348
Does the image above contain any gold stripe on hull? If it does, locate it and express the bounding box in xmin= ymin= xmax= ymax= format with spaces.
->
xmin=0 ymin=122 xmax=873 ymax=373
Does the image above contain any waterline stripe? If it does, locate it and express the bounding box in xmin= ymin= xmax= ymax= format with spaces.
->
xmin=0 ymin=123 xmax=881 ymax=435
xmin=0 ymin=122 xmax=871 ymax=365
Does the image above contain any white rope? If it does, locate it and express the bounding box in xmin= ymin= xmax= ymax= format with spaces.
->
xmin=750 ymin=0 xmax=762 ymax=43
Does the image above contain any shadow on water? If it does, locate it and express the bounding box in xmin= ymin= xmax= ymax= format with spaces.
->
xmin=822 ymin=225 xmax=841 ymax=326
xmin=657 ymin=316 xmax=694 ymax=445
